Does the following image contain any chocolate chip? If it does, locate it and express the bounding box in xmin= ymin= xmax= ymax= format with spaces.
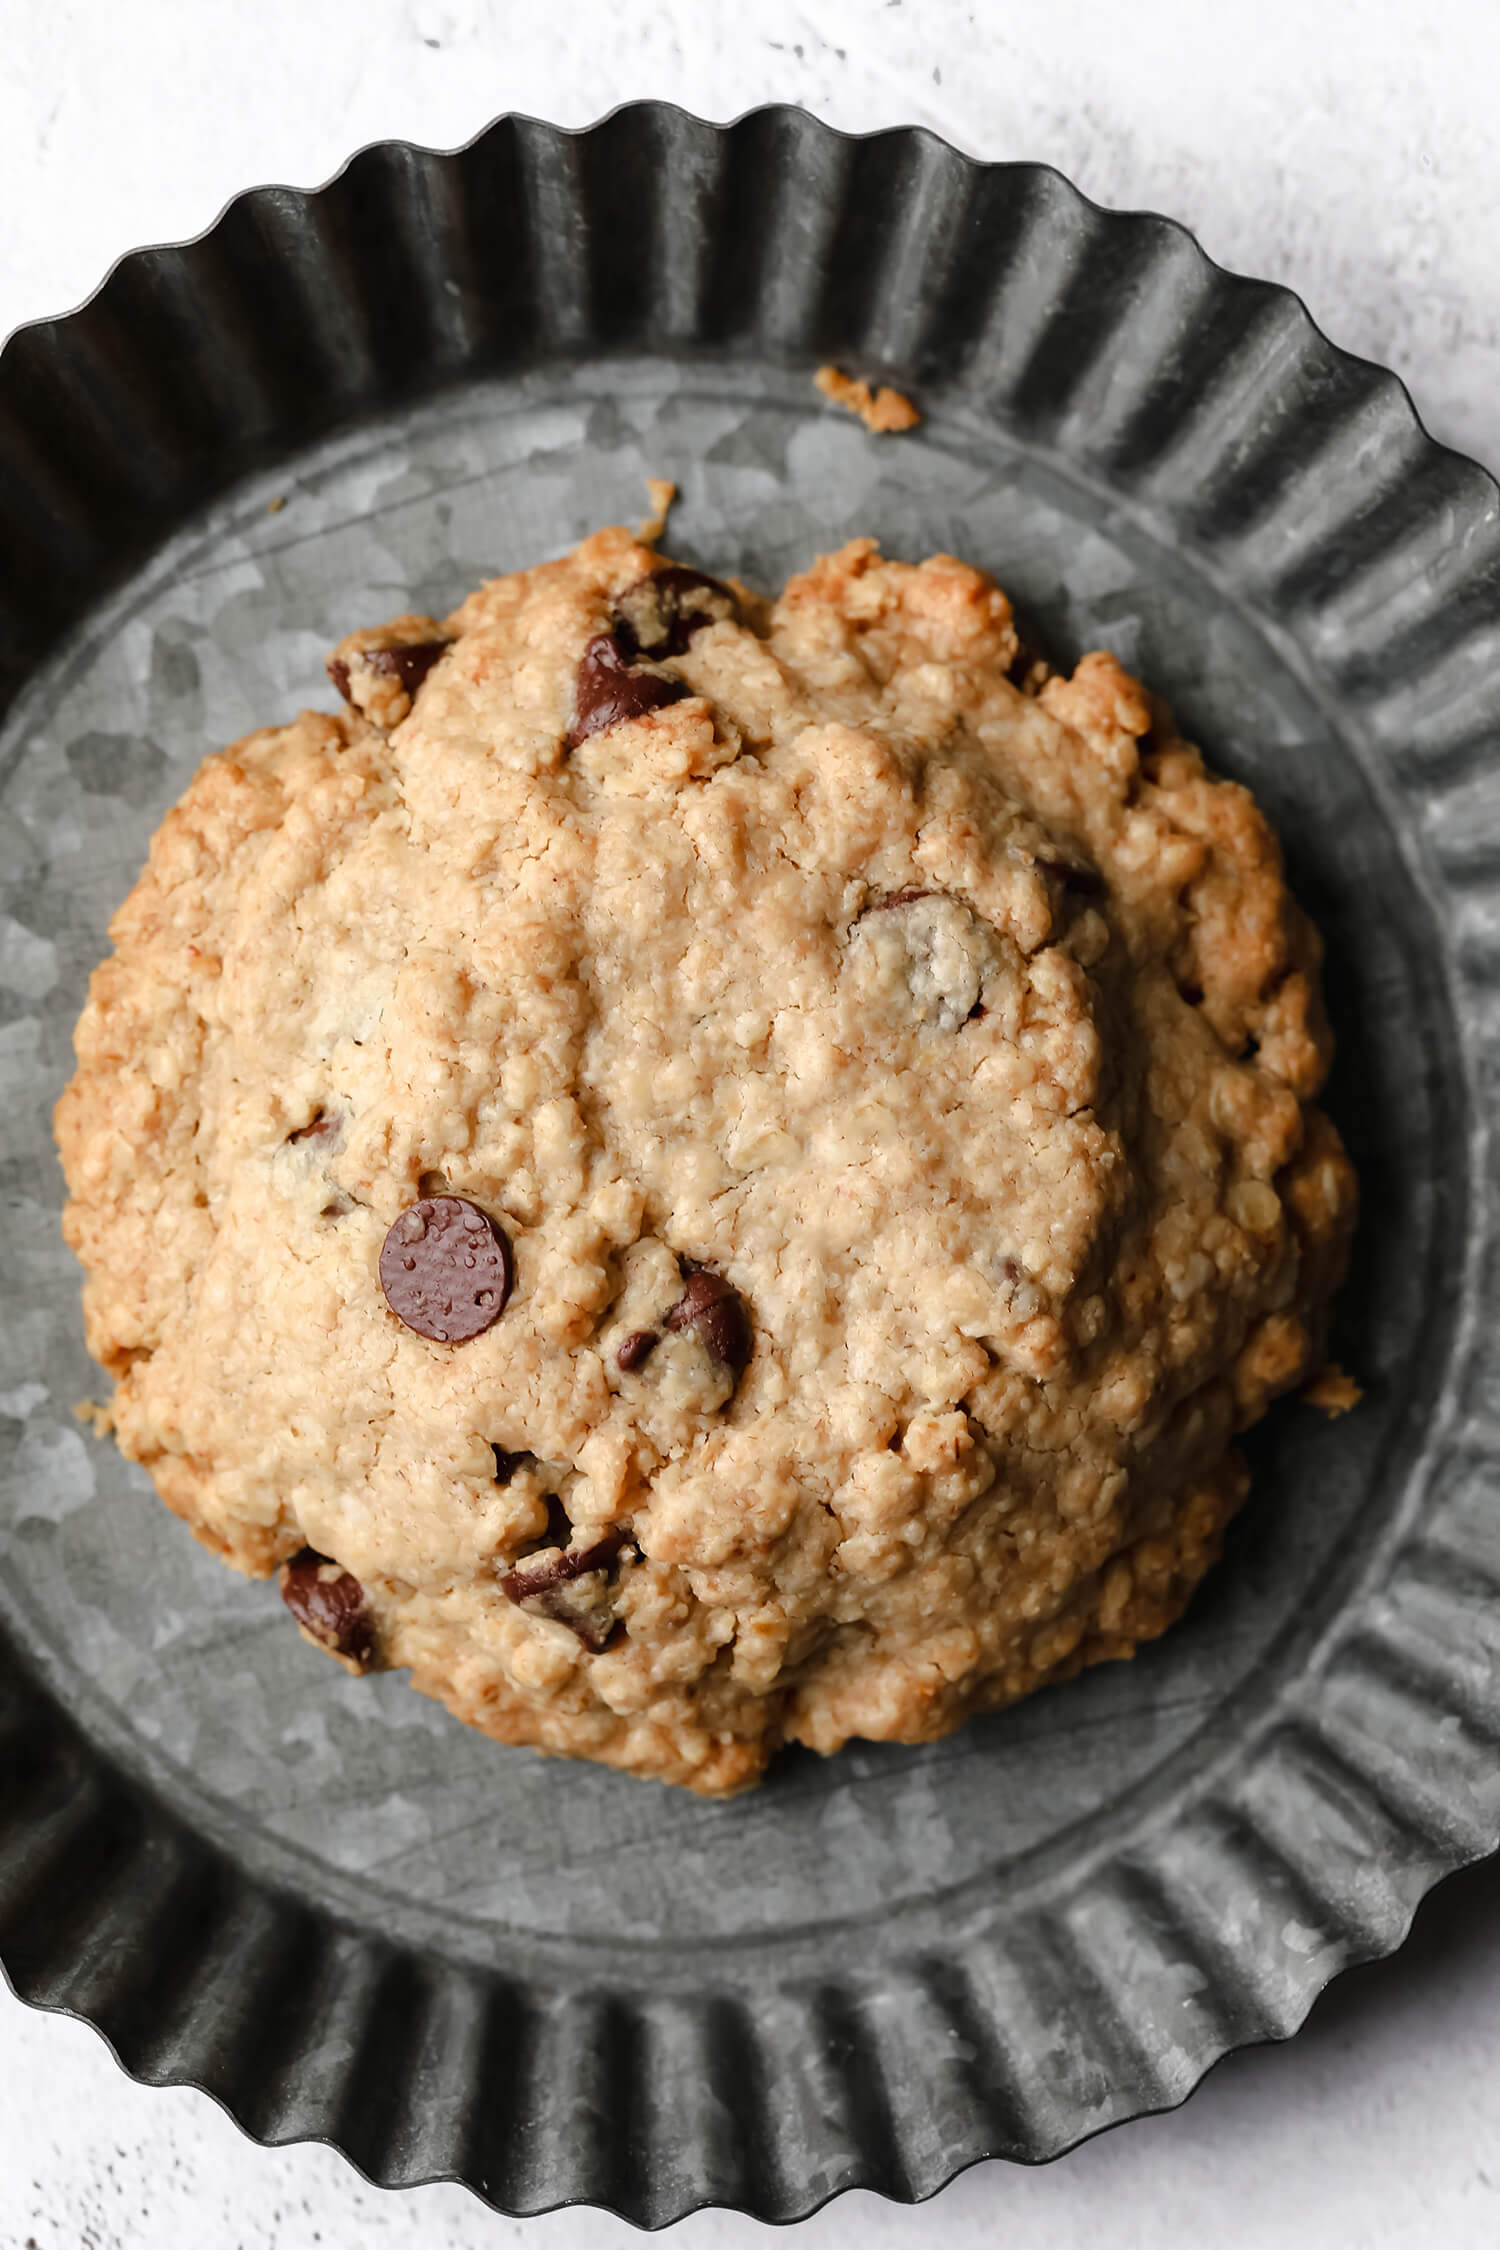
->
xmin=613 ymin=567 xmax=737 ymax=660
xmin=370 ymin=641 xmax=449 ymax=696
xmin=875 ymin=888 xmax=935 ymax=910
xmin=280 ymin=1548 xmax=376 ymax=1668
xmin=568 ymin=632 xmax=689 ymax=750
xmin=500 ymin=1528 xmax=625 ymax=1652
xmin=288 ymin=1109 xmax=340 ymax=1145
xmin=501 ymin=1527 xmax=622 ymax=1601
xmin=615 ymin=1328 xmax=659 ymax=1372
xmin=327 ymin=639 xmax=450 ymax=707
xmin=665 ymin=1268 xmax=751 ymax=1371
xmin=522 ymin=1582 xmax=620 ymax=1652
xmin=378 ymin=1195 xmax=513 ymax=1342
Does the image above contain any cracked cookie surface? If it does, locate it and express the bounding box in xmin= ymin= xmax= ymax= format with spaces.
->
xmin=55 ymin=528 xmax=1357 ymax=1794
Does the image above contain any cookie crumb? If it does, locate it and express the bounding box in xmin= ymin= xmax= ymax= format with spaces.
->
xmin=1304 ymin=1362 xmax=1362 ymax=1418
xmin=74 ymin=1397 xmax=115 ymax=1438
xmin=815 ymin=365 xmax=922 ymax=434
xmin=266 ymin=494 xmax=287 ymax=515
xmin=638 ymin=478 xmax=677 ymax=542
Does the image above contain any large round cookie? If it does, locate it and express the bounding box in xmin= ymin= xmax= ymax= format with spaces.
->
xmin=55 ymin=529 xmax=1357 ymax=1795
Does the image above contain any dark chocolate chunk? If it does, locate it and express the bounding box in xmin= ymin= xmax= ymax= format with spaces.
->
xmin=568 ymin=632 xmax=689 ymax=750
xmin=665 ymin=1268 xmax=751 ymax=1371
xmin=326 ymin=638 xmax=450 ymax=709
xmin=379 ymin=1195 xmax=513 ymax=1342
xmin=365 ymin=639 xmax=450 ymax=697
xmin=280 ymin=1548 xmax=376 ymax=1668
xmin=501 ymin=1528 xmax=623 ymax=1602
xmin=615 ymin=1328 xmax=659 ymax=1372
xmin=613 ymin=567 xmax=737 ymax=660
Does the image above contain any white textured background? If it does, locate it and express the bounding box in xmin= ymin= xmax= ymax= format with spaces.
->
xmin=3 ymin=3 xmax=1500 ymax=2244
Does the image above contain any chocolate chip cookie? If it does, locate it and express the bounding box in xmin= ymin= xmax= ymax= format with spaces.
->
xmin=55 ymin=529 xmax=1357 ymax=1795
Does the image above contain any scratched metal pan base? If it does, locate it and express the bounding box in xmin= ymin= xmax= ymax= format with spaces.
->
xmin=1 ymin=107 xmax=1498 ymax=2226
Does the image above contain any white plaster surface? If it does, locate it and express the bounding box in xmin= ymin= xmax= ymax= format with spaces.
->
xmin=3 ymin=2 xmax=1500 ymax=2242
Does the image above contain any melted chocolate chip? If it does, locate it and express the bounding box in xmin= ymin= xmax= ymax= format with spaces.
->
xmin=280 ymin=1548 xmax=376 ymax=1667
xmin=568 ymin=632 xmax=689 ymax=750
xmin=501 ymin=1528 xmax=623 ymax=1601
xmin=615 ymin=1328 xmax=659 ymax=1372
xmin=665 ymin=1268 xmax=751 ymax=1371
xmin=613 ymin=567 xmax=737 ymax=660
xmin=526 ymin=1585 xmax=620 ymax=1652
xmin=379 ymin=1196 xmax=513 ymax=1342
xmin=500 ymin=1528 xmax=624 ymax=1652
xmin=288 ymin=1110 xmax=340 ymax=1145
xmin=327 ymin=639 xmax=450 ymax=708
